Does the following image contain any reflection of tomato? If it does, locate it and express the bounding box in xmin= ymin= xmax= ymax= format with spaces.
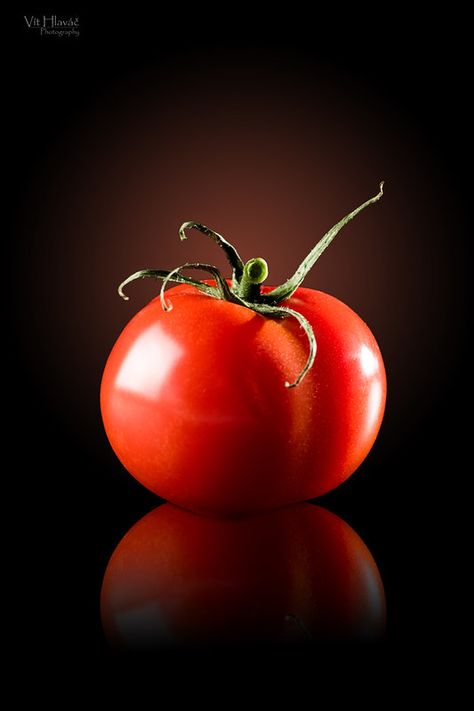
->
xmin=101 ymin=503 xmax=386 ymax=647
xmin=100 ymin=285 xmax=386 ymax=515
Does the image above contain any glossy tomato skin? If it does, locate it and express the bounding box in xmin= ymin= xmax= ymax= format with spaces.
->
xmin=100 ymin=284 xmax=386 ymax=514
xmin=101 ymin=503 xmax=386 ymax=647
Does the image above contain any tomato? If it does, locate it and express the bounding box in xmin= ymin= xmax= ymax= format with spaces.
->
xmin=101 ymin=185 xmax=386 ymax=514
xmin=101 ymin=502 xmax=386 ymax=647
xmin=100 ymin=284 xmax=386 ymax=514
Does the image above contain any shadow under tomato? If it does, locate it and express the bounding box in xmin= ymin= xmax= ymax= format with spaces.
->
xmin=100 ymin=502 xmax=386 ymax=649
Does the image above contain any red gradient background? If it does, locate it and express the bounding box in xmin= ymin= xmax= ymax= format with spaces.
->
xmin=17 ymin=60 xmax=462 ymax=445
xmin=9 ymin=13 xmax=469 ymax=655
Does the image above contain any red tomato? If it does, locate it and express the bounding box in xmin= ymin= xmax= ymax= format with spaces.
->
xmin=101 ymin=502 xmax=386 ymax=647
xmin=100 ymin=284 xmax=386 ymax=515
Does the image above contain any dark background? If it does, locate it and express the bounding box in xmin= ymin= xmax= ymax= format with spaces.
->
xmin=8 ymin=8 xmax=469 ymax=658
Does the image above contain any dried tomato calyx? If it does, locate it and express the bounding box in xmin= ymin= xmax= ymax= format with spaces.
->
xmin=117 ymin=183 xmax=384 ymax=387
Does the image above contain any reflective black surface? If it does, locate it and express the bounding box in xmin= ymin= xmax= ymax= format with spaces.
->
xmin=101 ymin=503 xmax=385 ymax=649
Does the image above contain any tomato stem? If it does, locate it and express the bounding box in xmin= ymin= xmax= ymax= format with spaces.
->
xmin=238 ymin=257 xmax=269 ymax=300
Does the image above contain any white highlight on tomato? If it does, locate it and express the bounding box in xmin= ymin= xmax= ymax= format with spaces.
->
xmin=116 ymin=324 xmax=184 ymax=399
xmin=358 ymin=344 xmax=380 ymax=378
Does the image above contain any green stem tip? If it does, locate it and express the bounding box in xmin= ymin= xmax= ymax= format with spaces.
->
xmin=244 ymin=258 xmax=269 ymax=284
xmin=238 ymin=257 xmax=269 ymax=300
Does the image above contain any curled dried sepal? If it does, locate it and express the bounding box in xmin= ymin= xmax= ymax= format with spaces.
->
xmin=118 ymin=269 xmax=216 ymax=301
xmin=179 ymin=222 xmax=245 ymax=288
xmin=264 ymin=182 xmax=384 ymax=304
xmin=159 ymin=263 xmax=243 ymax=311
xmin=257 ymin=304 xmax=317 ymax=388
